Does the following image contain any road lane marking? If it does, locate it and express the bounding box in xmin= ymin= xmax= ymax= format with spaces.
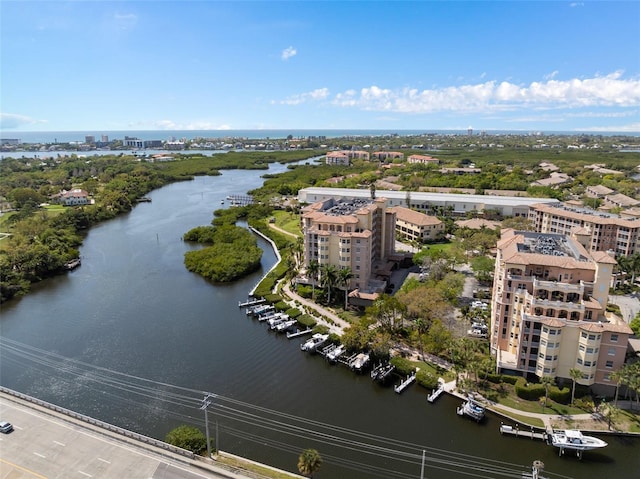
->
xmin=33 ymin=452 xmax=46 ymax=459
xmin=0 ymin=458 xmax=49 ymax=479
xmin=78 ymin=471 xmax=93 ymax=477
xmin=97 ymin=458 xmax=111 ymax=464
xmin=53 ymin=440 xmax=66 ymax=446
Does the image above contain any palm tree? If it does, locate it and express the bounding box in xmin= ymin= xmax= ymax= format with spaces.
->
xmin=539 ymin=375 xmax=555 ymax=409
xmin=297 ymin=448 xmax=322 ymax=478
xmin=414 ymin=318 xmax=428 ymax=360
xmin=610 ymin=369 xmax=624 ymax=407
xmin=320 ymin=264 xmax=338 ymax=304
xmin=307 ymin=260 xmax=320 ymax=299
xmin=569 ymin=368 xmax=582 ymax=405
xmin=337 ymin=266 xmax=354 ymax=310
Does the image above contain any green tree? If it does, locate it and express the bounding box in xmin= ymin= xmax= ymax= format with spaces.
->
xmin=539 ymin=376 xmax=555 ymax=408
xmin=336 ymin=266 xmax=354 ymax=310
xmin=569 ymin=368 xmax=582 ymax=405
xmin=470 ymin=256 xmax=495 ymax=283
xmin=165 ymin=425 xmax=209 ymax=455
xmin=297 ymin=448 xmax=322 ymax=477
xmin=319 ymin=263 xmax=338 ymax=304
xmin=307 ymin=260 xmax=320 ymax=299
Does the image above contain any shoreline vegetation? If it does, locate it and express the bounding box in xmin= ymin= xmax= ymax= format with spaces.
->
xmin=2 ymin=133 xmax=640 ymax=437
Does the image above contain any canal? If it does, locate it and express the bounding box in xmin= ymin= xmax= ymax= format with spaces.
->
xmin=0 ymin=162 xmax=637 ymax=478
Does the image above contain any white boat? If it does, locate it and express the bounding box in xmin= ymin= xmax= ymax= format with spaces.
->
xmin=267 ymin=313 xmax=289 ymax=329
xmin=300 ymin=333 xmax=329 ymax=353
xmin=326 ymin=344 xmax=345 ymax=362
xmin=457 ymin=397 xmax=485 ymax=422
xmin=350 ymin=352 xmax=370 ymax=372
xmin=549 ymin=429 xmax=607 ymax=456
xmin=275 ymin=319 xmax=297 ymax=332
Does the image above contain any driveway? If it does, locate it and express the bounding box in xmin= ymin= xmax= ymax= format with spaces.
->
xmin=608 ymin=294 xmax=640 ymax=323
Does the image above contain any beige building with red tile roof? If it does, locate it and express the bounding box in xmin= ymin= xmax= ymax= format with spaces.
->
xmin=301 ymin=197 xmax=396 ymax=293
xmin=491 ymin=229 xmax=631 ymax=390
xmin=388 ymin=206 xmax=444 ymax=243
xmin=372 ymin=151 xmax=404 ymax=162
xmin=407 ymin=154 xmax=439 ymax=165
xmin=528 ymin=202 xmax=640 ymax=257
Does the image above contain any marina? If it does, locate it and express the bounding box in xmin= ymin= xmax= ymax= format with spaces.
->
xmin=286 ymin=328 xmax=313 ymax=339
xmin=499 ymin=424 xmax=547 ymax=441
xmin=238 ymin=297 xmax=266 ymax=308
xmin=548 ymin=429 xmax=608 ymax=458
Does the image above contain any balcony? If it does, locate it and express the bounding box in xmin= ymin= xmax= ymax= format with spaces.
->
xmin=533 ymin=277 xmax=584 ymax=294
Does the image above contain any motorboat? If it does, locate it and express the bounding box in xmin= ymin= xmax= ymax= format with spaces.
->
xmin=548 ymin=429 xmax=607 ymax=455
xmin=300 ymin=333 xmax=329 ymax=353
xmin=326 ymin=344 xmax=345 ymax=362
xmin=350 ymin=352 xmax=370 ymax=372
xmin=275 ymin=319 xmax=297 ymax=332
xmin=457 ymin=397 xmax=485 ymax=422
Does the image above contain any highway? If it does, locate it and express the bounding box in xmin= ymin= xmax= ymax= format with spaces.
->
xmin=0 ymin=392 xmax=259 ymax=479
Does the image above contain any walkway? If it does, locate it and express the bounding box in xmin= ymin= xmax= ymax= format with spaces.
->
xmin=282 ymin=280 xmax=350 ymax=335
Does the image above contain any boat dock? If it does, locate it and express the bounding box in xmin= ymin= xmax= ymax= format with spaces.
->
xmin=394 ymin=371 xmax=417 ymax=394
xmin=499 ymin=424 xmax=548 ymax=441
xmin=286 ymin=328 xmax=312 ymax=339
xmin=238 ymin=297 xmax=266 ymax=308
xmin=427 ymin=378 xmax=446 ymax=403
xmin=227 ymin=194 xmax=254 ymax=206
xmin=371 ymin=362 xmax=395 ymax=383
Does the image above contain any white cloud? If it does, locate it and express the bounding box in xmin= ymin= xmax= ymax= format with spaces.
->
xmin=151 ymin=120 xmax=231 ymax=130
xmin=0 ymin=113 xmax=46 ymax=129
xmin=330 ymin=71 xmax=640 ymax=114
xmin=280 ymin=88 xmax=329 ymax=105
xmin=113 ymin=13 xmax=137 ymax=31
xmin=570 ymin=2 xmax=585 ymax=7
xmin=544 ymin=70 xmax=559 ymax=80
xmin=281 ymin=46 xmax=297 ymax=61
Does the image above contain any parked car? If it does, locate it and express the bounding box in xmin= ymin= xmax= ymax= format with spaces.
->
xmin=0 ymin=421 xmax=13 ymax=433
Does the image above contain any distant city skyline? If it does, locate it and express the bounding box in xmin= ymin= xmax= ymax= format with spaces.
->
xmin=2 ymin=1 xmax=639 ymax=133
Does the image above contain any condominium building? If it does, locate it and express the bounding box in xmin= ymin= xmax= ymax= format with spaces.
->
xmin=299 ymin=187 xmax=558 ymax=218
xmin=491 ymin=229 xmax=632 ymax=390
xmin=301 ymin=197 xmax=396 ymax=292
xmin=529 ymin=202 xmax=640 ymax=257
xmin=388 ymin=206 xmax=444 ymax=243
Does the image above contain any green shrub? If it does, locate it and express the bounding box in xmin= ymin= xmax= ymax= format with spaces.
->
xmin=515 ymin=378 xmax=545 ymax=400
xmin=297 ymin=314 xmax=317 ymax=328
xmin=286 ymin=308 xmax=302 ymax=318
xmin=486 ymin=373 xmax=502 ymax=384
xmin=390 ymin=356 xmax=414 ymax=376
xmin=416 ymin=370 xmax=439 ymax=390
xmin=549 ymin=386 xmax=571 ymax=404
xmin=275 ymin=301 xmax=289 ymax=311
xmin=264 ymin=293 xmax=281 ymax=303
xmin=501 ymin=375 xmax=520 ymax=385
xmin=296 ymin=284 xmax=313 ymax=298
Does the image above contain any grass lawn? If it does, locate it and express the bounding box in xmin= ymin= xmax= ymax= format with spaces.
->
xmin=272 ymin=210 xmax=302 ymax=237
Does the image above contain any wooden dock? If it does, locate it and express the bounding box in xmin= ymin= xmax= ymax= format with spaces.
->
xmin=499 ymin=424 xmax=548 ymax=442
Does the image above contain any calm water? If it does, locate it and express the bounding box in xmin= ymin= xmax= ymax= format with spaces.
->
xmin=0 ymin=163 xmax=638 ymax=478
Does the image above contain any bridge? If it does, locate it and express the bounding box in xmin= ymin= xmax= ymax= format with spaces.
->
xmin=0 ymin=387 xmax=301 ymax=479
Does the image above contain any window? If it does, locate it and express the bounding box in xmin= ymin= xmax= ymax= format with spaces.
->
xmin=577 ymin=358 xmax=583 ymax=365
xmin=586 ymin=347 xmax=594 ymax=354
xmin=611 ymin=334 xmax=619 ymax=342
xmin=579 ymin=345 xmax=585 ymax=352
xmin=605 ymin=360 xmax=614 ymax=369
xmin=608 ymin=347 xmax=616 ymax=356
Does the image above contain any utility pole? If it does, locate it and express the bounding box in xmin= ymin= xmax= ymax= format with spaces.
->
xmin=420 ymin=450 xmax=425 ymax=479
xmin=201 ymin=393 xmax=214 ymax=458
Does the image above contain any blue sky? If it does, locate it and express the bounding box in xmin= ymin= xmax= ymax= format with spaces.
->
xmin=2 ymin=1 xmax=639 ymax=133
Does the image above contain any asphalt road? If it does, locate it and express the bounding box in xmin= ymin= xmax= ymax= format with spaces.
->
xmin=0 ymin=394 xmax=249 ymax=479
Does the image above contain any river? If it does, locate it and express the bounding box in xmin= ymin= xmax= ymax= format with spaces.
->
xmin=0 ymin=162 xmax=637 ymax=479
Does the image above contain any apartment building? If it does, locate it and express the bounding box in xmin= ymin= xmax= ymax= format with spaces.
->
xmin=301 ymin=197 xmax=396 ymax=292
xmin=407 ymin=154 xmax=439 ymax=165
xmin=491 ymin=230 xmax=631 ymax=390
xmin=388 ymin=206 xmax=444 ymax=243
xmin=529 ymin=202 xmax=640 ymax=257
xmin=299 ymin=187 xmax=558 ymax=218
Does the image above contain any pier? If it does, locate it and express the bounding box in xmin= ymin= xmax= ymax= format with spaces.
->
xmin=286 ymin=328 xmax=312 ymax=339
xmin=238 ymin=297 xmax=266 ymax=308
xmin=499 ymin=423 xmax=548 ymax=441
xmin=394 ymin=371 xmax=417 ymax=394
xmin=427 ymin=378 xmax=446 ymax=403
xmin=227 ymin=194 xmax=254 ymax=206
